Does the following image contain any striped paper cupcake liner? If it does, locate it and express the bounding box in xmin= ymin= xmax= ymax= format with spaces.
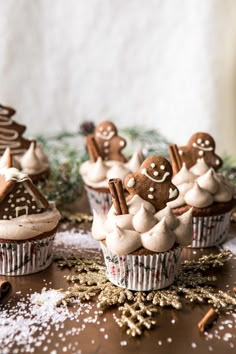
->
xmin=191 ymin=211 xmax=232 ymax=248
xmin=85 ymin=185 xmax=112 ymax=215
xmin=0 ymin=235 xmax=55 ymax=276
xmin=100 ymin=243 xmax=182 ymax=291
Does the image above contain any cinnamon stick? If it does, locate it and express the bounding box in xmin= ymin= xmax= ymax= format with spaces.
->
xmin=86 ymin=134 xmax=100 ymax=162
xmin=0 ymin=280 xmax=12 ymax=301
xmin=168 ymin=144 xmax=183 ymax=174
xmin=198 ymin=307 xmax=219 ymax=332
xmin=108 ymin=178 xmax=128 ymax=215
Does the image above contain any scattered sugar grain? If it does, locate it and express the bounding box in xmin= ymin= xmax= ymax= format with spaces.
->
xmin=120 ymin=341 xmax=127 ymax=346
xmin=158 ymin=340 xmax=162 ymax=346
xmin=171 ymin=319 xmax=176 ymax=324
xmin=0 ymin=288 xmax=95 ymax=353
xmin=167 ymin=337 xmax=172 ymax=343
xmin=191 ymin=342 xmax=197 ymax=348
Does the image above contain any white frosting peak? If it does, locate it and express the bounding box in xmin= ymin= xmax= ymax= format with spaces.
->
xmin=172 ymin=163 xmax=196 ymax=185
xmin=106 ymin=163 xmax=130 ymax=181
xmin=125 ymin=149 xmax=144 ymax=172
xmin=189 ymin=158 xmax=210 ymax=176
xmin=91 ymin=210 xmax=106 ymax=240
xmin=155 ymin=206 xmax=179 ymax=230
xmin=174 ymin=208 xmax=193 ymax=245
xmin=185 ymin=182 xmax=213 ymax=208
xmin=35 ymin=143 xmax=49 ymax=165
xmin=127 ymin=195 xmax=156 ymax=215
xmin=20 ymin=142 xmax=45 ymax=174
xmin=89 ymin=157 xmax=108 ymax=183
xmin=106 ymin=225 xmax=141 ymax=256
xmin=104 ymin=213 xmax=134 ymax=232
xmin=197 ymin=168 xmax=219 ymax=194
xmin=141 ymin=218 xmax=176 ymax=253
xmin=132 ymin=204 xmax=157 ymax=233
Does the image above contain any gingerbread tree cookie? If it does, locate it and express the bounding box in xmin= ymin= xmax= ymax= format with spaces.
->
xmin=0 ymin=103 xmax=31 ymax=155
xmin=124 ymin=156 xmax=179 ymax=212
xmin=94 ymin=121 xmax=127 ymax=162
xmin=168 ymin=132 xmax=223 ymax=174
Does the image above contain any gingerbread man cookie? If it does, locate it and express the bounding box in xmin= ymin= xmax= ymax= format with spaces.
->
xmin=124 ymin=156 xmax=179 ymax=211
xmin=169 ymin=132 xmax=223 ymax=174
xmin=94 ymin=121 xmax=127 ymax=162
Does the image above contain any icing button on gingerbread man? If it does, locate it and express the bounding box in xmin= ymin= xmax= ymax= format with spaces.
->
xmin=94 ymin=121 xmax=127 ymax=162
xmin=124 ymin=156 xmax=179 ymax=211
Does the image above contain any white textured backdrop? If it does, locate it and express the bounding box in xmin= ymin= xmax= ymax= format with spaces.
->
xmin=0 ymin=0 xmax=236 ymax=155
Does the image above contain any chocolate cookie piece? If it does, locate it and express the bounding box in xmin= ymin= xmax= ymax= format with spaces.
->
xmin=124 ymin=156 xmax=179 ymax=212
xmin=169 ymin=132 xmax=222 ymax=174
xmin=94 ymin=121 xmax=126 ymax=162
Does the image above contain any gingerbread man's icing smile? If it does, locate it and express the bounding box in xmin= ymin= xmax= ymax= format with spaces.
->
xmin=96 ymin=129 xmax=115 ymax=140
xmin=141 ymin=168 xmax=170 ymax=183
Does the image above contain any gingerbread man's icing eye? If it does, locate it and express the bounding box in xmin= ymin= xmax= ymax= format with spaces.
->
xmin=151 ymin=163 xmax=155 ymax=168
xmin=197 ymin=138 xmax=202 ymax=144
xmin=205 ymin=140 xmax=210 ymax=146
xmin=160 ymin=165 xmax=165 ymax=170
xmin=99 ymin=127 xmax=103 ymax=132
xmin=107 ymin=126 xmax=112 ymax=131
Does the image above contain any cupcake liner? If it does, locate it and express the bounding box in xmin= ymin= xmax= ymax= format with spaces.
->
xmin=100 ymin=243 xmax=182 ymax=291
xmin=191 ymin=211 xmax=232 ymax=248
xmin=0 ymin=235 xmax=55 ymax=276
xmin=85 ymin=185 xmax=112 ymax=215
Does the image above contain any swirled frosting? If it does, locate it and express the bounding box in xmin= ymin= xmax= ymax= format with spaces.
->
xmin=168 ymin=163 xmax=234 ymax=209
xmin=92 ymin=196 xmax=192 ymax=255
xmin=80 ymin=150 xmax=144 ymax=188
xmin=0 ymin=202 xmax=61 ymax=240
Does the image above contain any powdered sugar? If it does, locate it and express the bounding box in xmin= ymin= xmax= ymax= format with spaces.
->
xmin=0 ymin=288 xmax=95 ymax=353
xmin=53 ymin=229 xmax=100 ymax=253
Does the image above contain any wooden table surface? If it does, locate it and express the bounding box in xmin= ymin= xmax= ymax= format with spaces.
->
xmin=0 ymin=196 xmax=236 ymax=354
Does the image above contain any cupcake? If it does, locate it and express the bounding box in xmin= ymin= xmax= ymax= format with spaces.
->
xmin=168 ymin=132 xmax=235 ymax=248
xmin=0 ymin=167 xmax=61 ymax=275
xmin=0 ymin=103 xmax=50 ymax=183
xmin=80 ymin=120 xmax=144 ymax=215
xmin=92 ymin=156 xmax=193 ymax=291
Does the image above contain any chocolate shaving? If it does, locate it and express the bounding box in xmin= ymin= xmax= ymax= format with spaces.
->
xmin=198 ymin=307 xmax=219 ymax=332
xmin=0 ymin=280 xmax=12 ymax=302
xmin=168 ymin=144 xmax=183 ymax=174
xmin=86 ymin=134 xmax=101 ymax=162
xmin=108 ymin=178 xmax=128 ymax=215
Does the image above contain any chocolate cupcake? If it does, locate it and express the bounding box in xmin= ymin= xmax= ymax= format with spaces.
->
xmin=168 ymin=133 xmax=235 ymax=247
xmin=91 ymin=156 xmax=193 ymax=291
xmin=0 ymin=167 xmax=61 ymax=275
